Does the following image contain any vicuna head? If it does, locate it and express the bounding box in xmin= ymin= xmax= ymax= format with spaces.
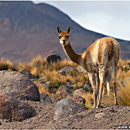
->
xmin=57 ymin=26 xmax=70 ymax=46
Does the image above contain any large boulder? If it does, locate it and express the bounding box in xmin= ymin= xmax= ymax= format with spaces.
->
xmin=0 ymin=70 xmax=40 ymax=101
xmin=46 ymin=54 xmax=61 ymax=64
xmin=0 ymin=95 xmax=34 ymax=121
xmin=54 ymin=98 xmax=88 ymax=120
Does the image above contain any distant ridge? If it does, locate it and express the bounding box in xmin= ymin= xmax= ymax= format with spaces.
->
xmin=0 ymin=1 xmax=129 ymax=62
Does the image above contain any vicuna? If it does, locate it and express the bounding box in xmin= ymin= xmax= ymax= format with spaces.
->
xmin=57 ymin=26 xmax=120 ymax=108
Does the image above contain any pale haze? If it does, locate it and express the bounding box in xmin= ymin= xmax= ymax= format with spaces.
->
xmin=34 ymin=1 xmax=130 ymax=41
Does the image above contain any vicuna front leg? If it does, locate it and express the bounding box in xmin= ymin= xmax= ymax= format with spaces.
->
xmin=88 ymin=73 xmax=99 ymax=108
xmin=97 ymin=64 xmax=105 ymax=108
xmin=112 ymin=65 xmax=118 ymax=105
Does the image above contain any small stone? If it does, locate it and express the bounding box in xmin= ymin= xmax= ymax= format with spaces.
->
xmin=73 ymin=95 xmax=85 ymax=104
xmin=95 ymin=113 xmax=105 ymax=119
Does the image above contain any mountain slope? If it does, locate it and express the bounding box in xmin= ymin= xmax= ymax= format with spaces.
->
xmin=0 ymin=1 xmax=129 ymax=62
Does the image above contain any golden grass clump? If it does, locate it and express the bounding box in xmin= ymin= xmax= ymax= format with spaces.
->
xmin=82 ymin=92 xmax=93 ymax=109
xmin=0 ymin=58 xmax=13 ymax=70
xmin=30 ymin=55 xmax=43 ymax=67
xmin=102 ymin=78 xmax=130 ymax=106
xmin=117 ymin=79 xmax=130 ymax=106
xmin=35 ymin=81 xmax=53 ymax=97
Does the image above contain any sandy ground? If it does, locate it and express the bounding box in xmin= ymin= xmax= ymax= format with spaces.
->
xmin=0 ymin=101 xmax=130 ymax=129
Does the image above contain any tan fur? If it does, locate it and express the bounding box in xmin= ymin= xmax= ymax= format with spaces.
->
xmin=57 ymin=26 xmax=120 ymax=108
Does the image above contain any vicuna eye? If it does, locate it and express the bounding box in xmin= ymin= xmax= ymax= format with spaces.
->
xmin=66 ymin=36 xmax=69 ymax=38
xmin=59 ymin=36 xmax=61 ymax=39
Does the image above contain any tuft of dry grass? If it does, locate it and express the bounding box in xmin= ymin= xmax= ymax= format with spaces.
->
xmin=35 ymin=81 xmax=54 ymax=97
xmin=117 ymin=79 xmax=130 ymax=106
xmin=82 ymin=92 xmax=93 ymax=109
xmin=0 ymin=58 xmax=13 ymax=70
xmin=102 ymin=79 xmax=130 ymax=106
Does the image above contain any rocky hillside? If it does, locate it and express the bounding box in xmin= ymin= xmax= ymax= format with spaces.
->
xmin=0 ymin=70 xmax=130 ymax=129
xmin=0 ymin=1 xmax=130 ymax=62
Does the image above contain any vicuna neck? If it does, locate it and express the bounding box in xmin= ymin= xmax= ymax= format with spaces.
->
xmin=62 ymin=42 xmax=82 ymax=65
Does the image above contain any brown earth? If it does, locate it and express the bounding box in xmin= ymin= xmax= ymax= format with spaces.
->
xmin=0 ymin=101 xmax=130 ymax=129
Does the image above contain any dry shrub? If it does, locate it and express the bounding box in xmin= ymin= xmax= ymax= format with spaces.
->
xmin=117 ymin=80 xmax=130 ymax=106
xmin=17 ymin=62 xmax=31 ymax=71
xmin=102 ymin=79 xmax=130 ymax=106
xmin=0 ymin=58 xmax=13 ymax=70
xmin=116 ymin=68 xmax=126 ymax=81
xmin=82 ymin=92 xmax=93 ymax=109
xmin=30 ymin=55 xmax=43 ymax=67
xmin=31 ymin=67 xmax=38 ymax=77
xmin=35 ymin=81 xmax=53 ymax=97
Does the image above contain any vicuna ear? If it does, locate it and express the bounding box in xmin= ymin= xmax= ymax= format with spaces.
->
xmin=57 ymin=26 xmax=61 ymax=34
xmin=66 ymin=27 xmax=70 ymax=34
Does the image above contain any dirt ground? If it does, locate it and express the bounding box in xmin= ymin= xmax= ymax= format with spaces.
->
xmin=0 ymin=101 xmax=130 ymax=129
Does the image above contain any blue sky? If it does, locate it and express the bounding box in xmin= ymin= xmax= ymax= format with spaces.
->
xmin=33 ymin=1 xmax=130 ymax=41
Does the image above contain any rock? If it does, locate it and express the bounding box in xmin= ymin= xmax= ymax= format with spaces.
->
xmin=19 ymin=69 xmax=36 ymax=80
xmin=42 ymin=83 xmax=52 ymax=92
xmin=40 ymin=93 xmax=53 ymax=103
xmin=66 ymin=82 xmax=74 ymax=89
xmin=51 ymin=85 xmax=71 ymax=104
xmin=0 ymin=70 xmax=40 ymax=101
xmin=57 ymin=85 xmax=71 ymax=94
xmin=95 ymin=113 xmax=105 ymax=119
xmin=57 ymin=66 xmax=78 ymax=76
xmin=46 ymin=54 xmax=61 ymax=64
xmin=54 ymin=98 xmax=88 ymax=120
xmin=73 ymin=88 xmax=85 ymax=97
xmin=51 ymin=93 xmax=71 ymax=104
xmin=0 ymin=95 xmax=34 ymax=121
xmin=73 ymin=95 xmax=85 ymax=104
xmin=38 ymin=77 xmax=46 ymax=84
xmin=67 ymin=81 xmax=74 ymax=86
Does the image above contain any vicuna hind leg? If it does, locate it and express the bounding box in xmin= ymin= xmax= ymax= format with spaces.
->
xmin=112 ymin=65 xmax=118 ymax=105
xmin=105 ymin=69 xmax=111 ymax=96
xmin=88 ymin=73 xmax=99 ymax=108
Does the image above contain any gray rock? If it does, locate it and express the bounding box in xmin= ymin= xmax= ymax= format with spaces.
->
xmin=57 ymin=66 xmax=78 ymax=76
xmin=0 ymin=70 xmax=40 ymax=101
xmin=0 ymin=95 xmax=34 ymax=121
xmin=67 ymin=82 xmax=74 ymax=89
xmin=57 ymin=85 xmax=71 ymax=94
xmin=73 ymin=95 xmax=85 ymax=104
xmin=40 ymin=93 xmax=53 ymax=103
xmin=51 ymin=93 xmax=71 ymax=104
xmin=46 ymin=54 xmax=61 ymax=64
xmin=73 ymin=88 xmax=85 ymax=97
xmin=19 ymin=69 xmax=36 ymax=80
xmin=54 ymin=98 xmax=88 ymax=120
xmin=38 ymin=77 xmax=46 ymax=83
xmin=95 ymin=113 xmax=105 ymax=119
xmin=42 ymin=83 xmax=52 ymax=92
